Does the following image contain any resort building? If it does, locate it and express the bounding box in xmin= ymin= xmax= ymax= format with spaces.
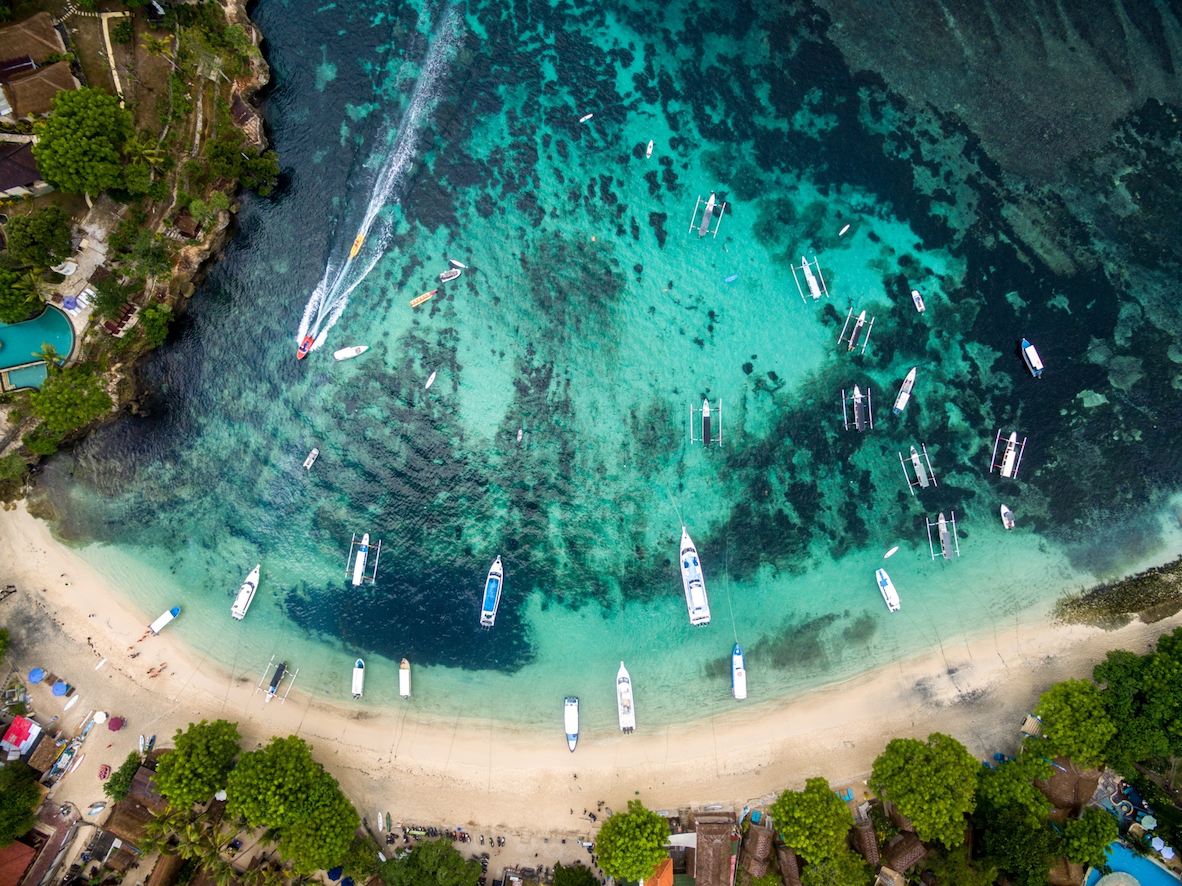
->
xmin=0 ymin=13 xmax=67 ymax=66
xmin=1 ymin=61 xmax=79 ymax=119
xmin=772 ymin=837 xmax=802 ymax=886
xmin=0 ymin=140 xmax=50 ymax=199
xmin=685 ymin=812 xmax=737 ymax=886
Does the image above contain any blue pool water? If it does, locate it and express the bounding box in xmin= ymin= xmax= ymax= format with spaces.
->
xmin=1086 ymin=842 xmax=1182 ymax=886
xmin=0 ymin=305 xmax=75 ymax=388
xmin=6 ymin=363 xmax=48 ymax=389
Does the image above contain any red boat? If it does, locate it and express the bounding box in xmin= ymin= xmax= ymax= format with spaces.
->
xmin=296 ymin=335 xmax=314 ymax=360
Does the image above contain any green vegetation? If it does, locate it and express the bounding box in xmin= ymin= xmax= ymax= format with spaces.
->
xmin=594 ymin=800 xmax=670 ymax=882
xmin=111 ymin=18 xmax=134 ymax=44
xmin=1061 ymin=806 xmax=1117 ymax=869
xmin=138 ymin=303 xmax=173 ymax=347
xmin=870 ymin=732 xmax=978 ymax=847
xmin=28 ymin=364 xmax=112 ymax=435
xmin=379 ymin=837 xmax=479 ymax=886
xmin=975 ymin=750 xmax=1052 ymax=827
xmin=340 ymin=834 xmax=381 ymax=880
xmin=0 ymin=626 xmax=8 ymax=659
xmin=798 ymin=849 xmax=868 ymax=886
xmin=1034 ymin=679 xmax=1116 ymax=768
xmin=4 ymin=207 xmax=72 ymax=269
xmin=0 ymin=762 xmax=41 ymax=846
xmin=153 ymin=719 xmax=240 ymax=809
xmin=0 ymin=267 xmax=41 ymax=323
xmin=103 ymin=751 xmax=144 ymax=802
xmin=552 ymin=862 xmax=598 ymax=886
xmin=768 ymin=777 xmax=852 ymax=863
xmin=33 ymin=88 xmax=133 ymax=196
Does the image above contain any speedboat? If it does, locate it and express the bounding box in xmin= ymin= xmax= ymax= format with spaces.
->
xmin=425 ymin=370 xmax=437 ymax=390
xmin=564 ymin=696 xmax=580 ymax=751
xmin=440 ymin=268 xmax=461 ymax=283
xmin=1020 ymin=338 xmax=1044 ymax=378
xmin=731 ymin=643 xmax=748 ymax=700
xmin=616 ymin=662 xmax=636 ymax=733
xmin=911 ymin=289 xmax=926 ymax=313
xmin=410 ymin=289 xmax=438 ymax=308
xmin=303 ymin=448 xmax=319 ymax=470
xmin=480 ymin=556 xmax=503 ymax=628
xmin=231 ymin=564 xmax=260 ymax=621
xmin=579 ymin=113 xmax=593 ymax=123
xmin=448 ymin=258 xmax=467 ymax=269
xmin=399 ymin=658 xmax=411 ymax=698
xmin=148 ymin=607 xmax=181 ymax=635
xmin=646 ymin=139 xmax=653 ymax=158
xmin=875 ymin=568 xmax=900 ymax=612
xmin=352 ymin=658 xmax=365 ymax=699
xmin=680 ymin=527 xmax=711 ymax=626
xmin=296 ymin=335 xmax=314 ymax=360
xmin=333 ymin=345 xmax=368 ymax=361
xmin=351 ymin=533 xmax=371 ymax=587
xmin=893 ymin=367 xmax=916 ymax=415
xmin=1000 ymin=504 xmax=1015 ymax=530
xmin=349 ymin=233 xmax=365 ymax=259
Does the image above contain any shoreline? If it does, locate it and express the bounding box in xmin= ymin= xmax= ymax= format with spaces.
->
xmin=4 ymin=499 xmax=1181 ymax=843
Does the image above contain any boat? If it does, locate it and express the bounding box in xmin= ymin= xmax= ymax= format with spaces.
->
xmin=352 ymin=533 xmax=371 ymax=587
xmin=875 ymin=568 xmax=900 ymax=612
xmin=911 ymin=289 xmax=926 ymax=313
xmin=646 ymin=139 xmax=653 ymax=158
xmin=893 ymin=367 xmax=917 ymax=415
xmin=698 ymin=193 xmax=717 ymax=237
xmin=1000 ymin=504 xmax=1015 ymax=530
xmin=352 ymin=658 xmax=365 ymax=699
xmin=1020 ymin=338 xmax=1044 ymax=378
xmin=296 ymin=334 xmax=315 ymax=360
xmin=679 ymin=527 xmax=711 ymax=626
xmin=410 ymin=289 xmax=438 ymax=308
xmin=844 ymin=309 xmax=869 ymax=352
xmin=479 ymin=556 xmax=503 ymax=628
xmin=448 ymin=258 xmax=467 ymax=269
xmin=303 ymin=448 xmax=319 ymax=470
xmin=724 ymin=273 xmax=738 ymax=283
xmin=851 ymin=385 xmax=871 ymax=431
xmin=231 ymin=564 xmax=260 ymax=621
xmin=883 ymin=545 xmax=899 ymax=559
xmin=936 ymin=513 xmax=955 ymax=559
xmin=440 ymin=268 xmax=461 ymax=283
xmin=425 ymin=370 xmax=437 ymax=390
xmin=579 ymin=113 xmax=594 ymax=123
xmin=997 ymin=432 xmax=1023 ymax=478
xmin=265 ymin=661 xmax=286 ymax=703
xmin=138 ymin=734 xmax=146 ymax=754
xmin=564 ymin=696 xmax=580 ymax=751
xmin=616 ymin=662 xmax=636 ymax=733
xmin=146 ymin=735 xmax=155 ymax=752
xmin=516 ymin=428 xmax=523 ymax=443
xmin=399 ymin=658 xmax=411 ymax=698
xmin=333 ymin=345 xmax=368 ymax=361
xmin=148 ymin=607 xmax=181 ymax=635
xmin=801 ymin=256 xmax=823 ymax=299
xmin=908 ymin=445 xmax=933 ymax=488
xmin=349 ymin=233 xmax=365 ymax=259
xmin=839 ymin=223 xmax=851 ymax=236
xmin=731 ymin=643 xmax=747 ymax=700
xmin=702 ymin=399 xmax=712 ymax=444
xmin=376 ymin=806 xmax=385 ymax=832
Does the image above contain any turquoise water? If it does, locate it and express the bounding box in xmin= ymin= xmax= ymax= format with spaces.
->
xmin=31 ymin=0 xmax=1182 ymax=728
xmin=1086 ymin=843 xmax=1181 ymax=885
xmin=0 ymin=305 xmax=74 ymax=387
xmin=7 ymin=363 xmax=48 ymax=389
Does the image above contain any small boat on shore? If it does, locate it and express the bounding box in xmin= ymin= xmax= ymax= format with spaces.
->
xmin=399 ymin=658 xmax=411 ymax=698
xmin=480 ymin=556 xmax=503 ymax=628
xmin=296 ymin=334 xmax=315 ymax=360
xmin=231 ymin=564 xmax=260 ymax=621
xmin=893 ymin=367 xmax=916 ymax=415
xmin=731 ymin=643 xmax=748 ymax=700
xmin=875 ymin=569 xmax=900 ymax=612
xmin=1000 ymin=504 xmax=1015 ymax=530
xmin=333 ymin=345 xmax=368 ymax=361
xmin=410 ymin=289 xmax=438 ymax=308
xmin=265 ymin=661 xmax=286 ymax=703
xmin=440 ymin=268 xmax=461 ymax=283
xmin=911 ymin=289 xmax=926 ymax=313
xmin=1020 ymin=338 xmax=1044 ymax=378
xmin=645 ymin=139 xmax=653 ymax=158
xmin=616 ymin=662 xmax=636 ymax=733
xmin=352 ymin=658 xmax=365 ymax=699
xmin=579 ymin=113 xmax=594 ymax=123
xmin=448 ymin=258 xmax=467 ymax=269
xmin=149 ymin=607 xmax=181 ymax=635
xmin=564 ymin=696 xmax=580 ymax=751
xmin=680 ymin=527 xmax=711 ymax=626
xmin=425 ymin=370 xmax=437 ymax=390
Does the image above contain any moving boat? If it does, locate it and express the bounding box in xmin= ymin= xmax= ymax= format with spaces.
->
xmin=646 ymin=139 xmax=653 ymax=158
xmin=425 ymin=370 xmax=437 ymax=390
xmin=351 ymin=533 xmax=371 ymax=587
xmin=680 ymin=527 xmax=711 ymax=626
xmin=448 ymin=258 xmax=467 ymax=269
xmin=296 ymin=335 xmax=315 ymax=360
xmin=148 ymin=606 xmax=181 ymax=635
xmin=440 ymin=268 xmax=461 ymax=283
xmin=349 ymin=233 xmax=365 ymax=259
xmin=911 ymin=289 xmax=926 ymax=313
xmin=1000 ymin=504 xmax=1015 ymax=530
xmin=410 ymin=289 xmax=438 ymax=308
xmin=731 ymin=643 xmax=748 ymax=700
xmin=480 ymin=556 xmax=503 ymax=628
xmin=231 ymin=564 xmax=260 ymax=621
xmin=875 ymin=568 xmax=900 ymax=612
xmin=893 ymin=367 xmax=917 ymax=415
xmin=399 ymin=658 xmax=411 ymax=698
xmin=303 ymin=448 xmax=319 ymax=470
xmin=352 ymin=658 xmax=365 ymax=699
xmin=1020 ymin=338 xmax=1044 ymax=378
xmin=579 ymin=113 xmax=594 ymax=123
xmin=616 ymin=662 xmax=636 ymax=733
xmin=333 ymin=345 xmax=368 ymax=361
xmin=564 ymin=696 xmax=580 ymax=752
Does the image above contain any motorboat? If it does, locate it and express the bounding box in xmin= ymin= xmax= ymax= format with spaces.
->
xmin=296 ymin=335 xmax=314 ymax=360
xmin=911 ymin=289 xmax=926 ymax=313
xmin=1020 ymin=338 xmax=1044 ymax=378
xmin=646 ymin=139 xmax=653 ymax=158
xmin=303 ymin=448 xmax=319 ymax=470
xmin=839 ymin=223 xmax=851 ymax=236
xmin=410 ymin=289 xmax=438 ymax=308
xmin=352 ymin=533 xmax=371 ymax=587
xmin=231 ymin=564 xmax=260 ymax=621
xmin=616 ymin=662 xmax=636 ymax=733
xmin=148 ymin=607 xmax=181 ymax=635
xmin=333 ymin=345 xmax=369 ymax=361
xmin=440 ymin=268 xmax=461 ymax=283
xmin=731 ymin=643 xmax=748 ymax=700
xmin=680 ymin=527 xmax=711 ymax=626
xmin=893 ymin=367 xmax=917 ymax=415
xmin=352 ymin=658 xmax=365 ymax=699
xmin=883 ymin=545 xmax=899 ymax=559
xmin=1000 ymin=504 xmax=1015 ymax=530
xmin=349 ymin=233 xmax=365 ymax=259
xmin=399 ymin=658 xmax=411 ymax=698
xmin=564 ymin=696 xmax=580 ymax=751
xmin=448 ymin=258 xmax=467 ymax=269
xmin=579 ymin=113 xmax=594 ymax=123
xmin=425 ymin=370 xmax=437 ymax=390
xmin=480 ymin=556 xmax=503 ymax=628
xmin=875 ymin=569 xmax=900 ymax=612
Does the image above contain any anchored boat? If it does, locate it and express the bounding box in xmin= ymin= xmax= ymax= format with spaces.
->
xmin=303 ymin=448 xmax=319 ymax=470
xmin=440 ymin=268 xmax=461 ymax=283
xmin=231 ymin=565 xmax=260 ymax=621
xmin=616 ymin=662 xmax=636 ymax=733
xmin=399 ymin=658 xmax=411 ymax=698
xmin=352 ymin=533 xmax=371 ymax=587
xmin=579 ymin=113 xmax=594 ymax=123
xmin=480 ymin=556 xmax=503 ymax=629
xmin=265 ymin=660 xmax=286 ymax=703
xmin=352 ymin=658 xmax=365 ymax=699
xmin=911 ymin=289 xmax=926 ymax=313
xmin=680 ymin=527 xmax=711 ymax=626
xmin=731 ymin=643 xmax=748 ymax=700
xmin=646 ymin=139 xmax=653 ymax=158
xmin=448 ymin=259 xmax=467 ymax=269
xmin=893 ymin=367 xmax=916 ymax=415
xmin=1020 ymin=338 xmax=1044 ymax=378
xmin=410 ymin=289 xmax=438 ymax=308
xmin=1000 ymin=504 xmax=1015 ymax=530
xmin=333 ymin=345 xmax=368 ymax=361
xmin=564 ymin=696 xmax=580 ymax=752
xmin=425 ymin=370 xmax=437 ymax=390
xmin=875 ymin=569 xmax=900 ymax=612
xmin=148 ymin=607 xmax=181 ymax=635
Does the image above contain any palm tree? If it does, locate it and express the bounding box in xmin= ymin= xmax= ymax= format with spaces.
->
xmin=141 ymin=34 xmax=179 ymax=71
xmin=31 ymin=342 xmax=60 ymax=367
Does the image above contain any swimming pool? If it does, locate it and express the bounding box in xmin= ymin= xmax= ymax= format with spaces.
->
xmin=1086 ymin=842 xmax=1182 ymax=886
xmin=0 ymin=305 xmax=76 ymax=390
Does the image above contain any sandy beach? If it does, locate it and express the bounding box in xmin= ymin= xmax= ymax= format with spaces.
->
xmin=3 ymin=500 xmax=1180 ymax=871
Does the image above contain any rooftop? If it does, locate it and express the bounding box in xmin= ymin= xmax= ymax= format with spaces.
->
xmin=4 ymin=61 xmax=79 ymax=118
xmin=0 ymin=14 xmax=66 ymax=66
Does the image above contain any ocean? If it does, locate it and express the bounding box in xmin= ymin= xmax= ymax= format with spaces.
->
xmin=37 ymin=0 xmax=1182 ymax=731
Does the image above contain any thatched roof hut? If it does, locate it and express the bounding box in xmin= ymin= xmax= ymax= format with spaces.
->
xmin=739 ymin=821 xmax=774 ymax=878
xmin=688 ymin=813 xmax=735 ymax=886
xmin=851 ymin=818 xmax=880 ymax=866
xmin=882 ymin=832 xmax=927 ymax=873
xmin=774 ymin=838 xmax=802 ymax=886
xmin=1035 ymin=757 xmax=1101 ymax=819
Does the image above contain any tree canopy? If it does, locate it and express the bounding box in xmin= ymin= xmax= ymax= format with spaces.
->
xmin=552 ymin=862 xmax=598 ymax=886
xmin=379 ymin=837 xmax=480 ymax=886
xmin=869 ymin=732 xmax=978 ymax=847
xmin=976 ymin=803 xmax=1054 ymax=886
xmin=4 ymin=207 xmax=72 ymax=269
xmin=1035 ymin=679 xmax=1116 ymax=768
xmin=103 ymin=751 xmax=143 ymax=801
xmin=0 ymin=762 xmax=41 ymax=846
xmin=1060 ymin=807 xmax=1117 ymax=870
xmin=153 ymin=719 xmax=240 ymax=809
xmin=33 ymin=88 xmax=132 ymax=195
xmin=28 ymin=364 xmax=113 ymax=435
xmin=1095 ymin=633 xmax=1182 ymax=774
xmin=595 ymin=800 xmax=670 ymax=882
xmin=768 ymin=777 xmax=853 ymax=863
xmin=799 ymin=848 xmax=869 ymax=886
xmin=975 ymin=751 xmax=1053 ymax=828
xmin=0 ymin=268 xmax=41 ymax=323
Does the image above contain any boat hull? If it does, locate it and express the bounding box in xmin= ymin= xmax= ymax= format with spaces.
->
xmin=352 ymin=659 xmax=365 ymax=699
xmin=231 ymin=565 xmax=260 ymax=620
xmin=731 ymin=644 xmax=748 ymax=700
xmin=352 ymin=534 xmax=370 ymax=587
xmin=679 ymin=528 xmax=711 ymax=626
xmin=296 ymin=335 xmax=314 ymax=360
xmin=616 ymin=662 xmax=636 ymax=733
xmin=564 ymin=696 xmax=580 ymax=752
xmin=875 ymin=569 xmax=900 ymax=612
xmin=480 ymin=556 xmax=503 ymax=628
xmin=399 ymin=659 xmax=411 ymax=698
xmin=333 ymin=346 xmax=368 ymax=361
xmin=1000 ymin=505 xmax=1015 ymax=530
xmin=149 ymin=606 xmax=181 ymax=635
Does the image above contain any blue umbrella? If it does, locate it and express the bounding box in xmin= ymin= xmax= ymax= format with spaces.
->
xmin=27 ymin=668 xmax=46 ymax=684
xmin=327 ymin=868 xmax=343 ymax=881
xmin=52 ymin=681 xmax=69 ymax=696
xmin=63 ymin=296 xmax=78 ymax=310
xmin=341 ymin=878 xmax=354 ymax=886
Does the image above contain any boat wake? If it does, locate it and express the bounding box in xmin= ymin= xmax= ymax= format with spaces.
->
xmin=296 ymin=7 xmax=461 ymax=354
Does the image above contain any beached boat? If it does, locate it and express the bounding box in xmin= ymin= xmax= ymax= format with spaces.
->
xmin=1021 ymin=338 xmax=1043 ymax=378
xmin=349 ymin=233 xmax=365 ymax=259
xmin=265 ymin=661 xmax=286 ymax=703
xmin=480 ymin=556 xmax=503 ymax=629
xmin=875 ymin=569 xmax=900 ymax=612
xmin=564 ymin=696 xmax=580 ymax=752
xmin=579 ymin=113 xmax=594 ymax=123
xmin=303 ymin=448 xmax=319 ymax=470
xmin=296 ymin=334 xmax=314 ymax=360
xmin=911 ymin=289 xmax=926 ymax=313
xmin=231 ymin=564 xmax=260 ymax=621
xmin=440 ymin=268 xmax=461 ymax=283
xmin=731 ymin=643 xmax=748 ymax=700
xmin=616 ymin=662 xmax=636 ymax=733
xmin=333 ymin=345 xmax=368 ymax=361
xmin=645 ymin=139 xmax=653 ymax=158
xmin=893 ymin=367 xmax=916 ymax=415
xmin=1000 ymin=504 xmax=1015 ymax=530
xmin=351 ymin=533 xmax=371 ymax=587
xmin=680 ymin=527 xmax=711 ymax=626
xmin=149 ymin=607 xmax=181 ymax=635
xmin=448 ymin=258 xmax=467 ymax=269
xmin=352 ymin=658 xmax=365 ymax=699
xmin=425 ymin=370 xmax=437 ymax=390
xmin=410 ymin=289 xmax=438 ymax=308
xmin=399 ymin=658 xmax=411 ymax=698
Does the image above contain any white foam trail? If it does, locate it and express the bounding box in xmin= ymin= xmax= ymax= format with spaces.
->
xmin=295 ymin=8 xmax=461 ymax=352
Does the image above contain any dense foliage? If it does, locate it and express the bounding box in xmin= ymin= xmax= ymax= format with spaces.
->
xmin=1095 ymin=630 xmax=1182 ymax=774
xmin=976 ymin=803 xmax=1055 ymax=886
xmin=594 ymin=800 xmax=670 ymax=882
xmin=552 ymin=862 xmax=598 ymax=886
xmin=869 ymin=733 xmax=977 ymax=847
xmin=0 ymin=762 xmax=41 ymax=846
xmin=138 ymin=303 xmax=173 ymax=347
xmin=798 ymin=848 xmax=869 ymax=886
xmin=28 ymin=364 xmax=112 ymax=435
xmin=1061 ymin=807 xmax=1117 ymax=869
xmin=33 ymin=88 xmax=133 ymax=195
xmin=0 ymin=268 xmax=40 ymax=323
xmin=103 ymin=751 xmax=144 ymax=801
xmin=975 ymin=751 xmax=1053 ymax=827
xmin=379 ymin=837 xmax=480 ymax=886
xmin=4 ymin=207 xmax=72 ymax=269
xmin=1035 ymin=679 xmax=1116 ymax=768
xmin=769 ymin=777 xmax=852 ymax=863
xmin=153 ymin=719 xmax=240 ymax=809
xmin=0 ymin=626 xmax=8 ymax=659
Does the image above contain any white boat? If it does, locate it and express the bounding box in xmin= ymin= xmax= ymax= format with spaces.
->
xmin=516 ymin=428 xmax=523 ymax=443
xmin=333 ymin=345 xmax=368 ymax=361
xmin=352 ymin=658 xmax=365 ymax=699
xmin=579 ymin=113 xmax=594 ymax=123
xmin=616 ymin=662 xmax=636 ymax=733
xmin=564 ymin=696 xmax=580 ymax=752
xmin=1000 ymin=505 xmax=1015 ymax=530
xmin=440 ymin=268 xmax=461 ymax=283
xmin=480 ymin=556 xmax=503 ymax=628
xmin=645 ymin=139 xmax=653 ymax=158
xmin=909 ymin=445 xmax=933 ymax=488
xmin=448 ymin=259 xmax=467 ymax=269
xmin=875 ymin=569 xmax=900 ymax=612
xmin=911 ymin=289 xmax=926 ymax=313
xmin=425 ymin=370 xmax=437 ymax=390
xmin=731 ymin=644 xmax=747 ymax=700
xmin=148 ymin=607 xmax=181 ymax=635
xmin=1020 ymin=338 xmax=1043 ymax=378
xmin=801 ymin=256 xmax=823 ymax=299
xmin=893 ymin=367 xmax=916 ymax=415
xmin=352 ymin=533 xmax=371 ymax=587
xmin=399 ymin=658 xmax=411 ymax=698
xmin=231 ymin=564 xmax=260 ymax=621
xmin=839 ymin=223 xmax=851 ymax=236
xmin=698 ymin=193 xmax=717 ymax=237
xmin=679 ymin=527 xmax=711 ymax=626
xmin=883 ymin=545 xmax=899 ymax=559
xmin=303 ymin=448 xmax=319 ymax=470
xmin=998 ymin=432 xmax=1023 ymax=478
xmin=138 ymin=734 xmax=146 ymax=754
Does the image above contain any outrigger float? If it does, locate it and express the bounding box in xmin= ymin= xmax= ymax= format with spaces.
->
xmin=838 ymin=308 xmax=875 ymax=354
xmin=689 ymin=398 xmax=723 ymax=446
xmin=346 ymin=532 xmax=382 ymax=587
xmin=899 ymin=443 xmax=937 ymax=493
xmin=688 ymin=192 xmax=727 ymax=238
xmin=792 ymin=255 xmax=829 ymax=302
xmin=926 ymin=511 xmax=961 ymax=560
xmin=990 ymin=430 xmax=1028 ymax=479
xmin=841 ymin=385 xmax=874 ymax=431
xmin=255 ymin=655 xmax=299 ymax=704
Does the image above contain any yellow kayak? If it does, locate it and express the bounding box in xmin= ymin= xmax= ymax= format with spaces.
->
xmin=348 ymin=233 xmax=365 ymax=259
xmin=409 ymin=289 xmax=438 ymax=308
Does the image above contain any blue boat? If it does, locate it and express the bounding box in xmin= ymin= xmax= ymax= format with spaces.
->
xmin=1020 ymin=338 xmax=1043 ymax=378
xmin=480 ymin=556 xmax=503 ymax=629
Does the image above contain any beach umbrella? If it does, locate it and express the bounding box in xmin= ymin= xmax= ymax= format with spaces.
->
xmin=63 ymin=296 xmax=78 ymax=310
xmin=341 ymin=878 xmax=354 ymax=886
xmin=93 ymin=711 xmax=108 ymax=723
xmin=52 ymin=681 xmax=69 ymax=696
xmin=27 ymin=668 xmax=45 ymax=683
xmin=1141 ymin=815 xmax=1158 ymax=830
xmin=107 ymin=717 xmax=124 ymax=732
xmin=1163 ymin=847 xmax=1175 ymax=860
xmin=327 ymin=867 xmax=343 ymax=881
xmin=1152 ymin=836 xmax=1165 ymax=851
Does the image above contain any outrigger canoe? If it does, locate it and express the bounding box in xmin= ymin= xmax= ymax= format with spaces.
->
xmin=410 ymin=290 xmax=438 ymax=308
